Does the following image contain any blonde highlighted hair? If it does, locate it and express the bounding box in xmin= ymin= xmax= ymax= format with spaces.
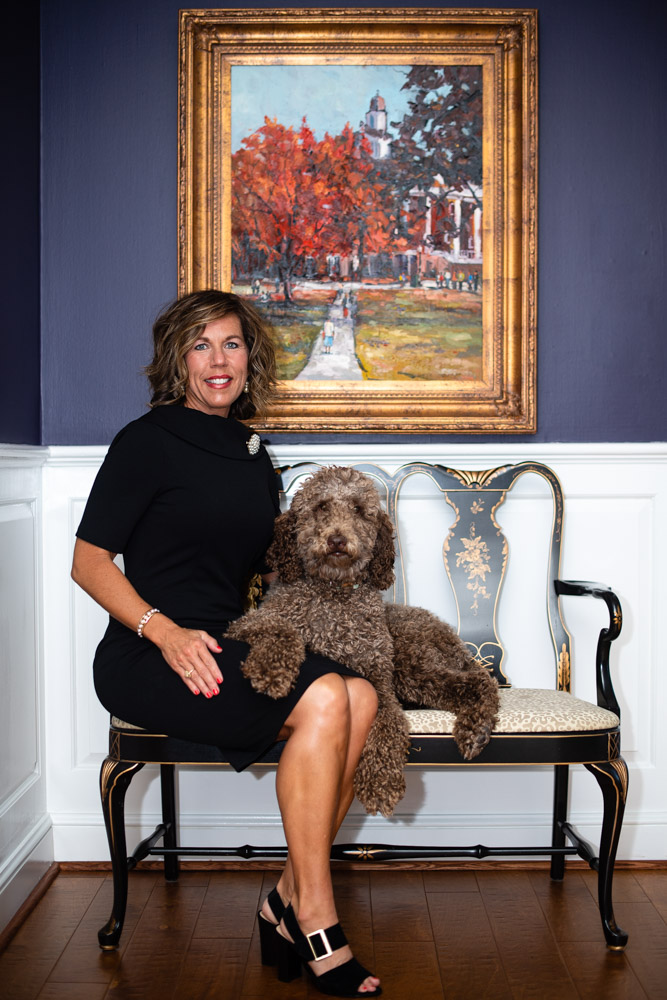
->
xmin=144 ymin=290 xmax=277 ymax=420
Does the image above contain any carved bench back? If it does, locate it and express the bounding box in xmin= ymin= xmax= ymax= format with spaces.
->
xmin=277 ymin=461 xmax=571 ymax=692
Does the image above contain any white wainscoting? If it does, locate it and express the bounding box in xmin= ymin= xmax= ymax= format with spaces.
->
xmin=42 ymin=442 xmax=667 ymax=862
xmin=0 ymin=446 xmax=52 ymax=935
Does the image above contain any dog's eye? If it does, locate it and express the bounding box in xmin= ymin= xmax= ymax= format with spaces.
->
xmin=316 ymin=500 xmax=329 ymax=512
xmin=352 ymin=504 xmax=363 ymax=514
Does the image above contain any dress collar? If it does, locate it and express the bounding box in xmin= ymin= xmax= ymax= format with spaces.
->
xmin=142 ymin=405 xmax=262 ymax=460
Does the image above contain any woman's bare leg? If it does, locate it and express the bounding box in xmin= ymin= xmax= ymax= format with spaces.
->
xmin=266 ymin=676 xmax=377 ymax=909
xmin=267 ymin=673 xmax=380 ymax=993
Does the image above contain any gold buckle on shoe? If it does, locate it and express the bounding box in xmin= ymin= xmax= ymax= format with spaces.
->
xmin=306 ymin=928 xmax=333 ymax=961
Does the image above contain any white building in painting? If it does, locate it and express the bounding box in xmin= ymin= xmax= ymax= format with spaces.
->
xmin=422 ymin=184 xmax=483 ymax=263
xmin=360 ymin=92 xmax=392 ymax=159
xmin=353 ymin=91 xmax=482 ymax=277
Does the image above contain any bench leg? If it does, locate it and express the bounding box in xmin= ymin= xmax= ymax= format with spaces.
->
xmin=160 ymin=764 xmax=180 ymax=882
xmin=98 ymin=757 xmax=145 ymax=950
xmin=550 ymin=764 xmax=569 ymax=880
xmin=585 ymin=758 xmax=629 ymax=949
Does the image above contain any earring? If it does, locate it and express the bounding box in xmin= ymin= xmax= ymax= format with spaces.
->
xmin=243 ymin=379 xmax=250 ymax=393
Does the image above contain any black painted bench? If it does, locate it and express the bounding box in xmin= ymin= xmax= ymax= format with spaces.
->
xmin=98 ymin=460 xmax=628 ymax=951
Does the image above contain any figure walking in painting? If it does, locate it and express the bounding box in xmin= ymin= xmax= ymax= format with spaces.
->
xmin=322 ymin=317 xmax=335 ymax=354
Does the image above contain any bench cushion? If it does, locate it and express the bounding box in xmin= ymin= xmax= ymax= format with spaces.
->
xmin=404 ymin=688 xmax=619 ymax=734
xmin=112 ymin=688 xmax=619 ymax=739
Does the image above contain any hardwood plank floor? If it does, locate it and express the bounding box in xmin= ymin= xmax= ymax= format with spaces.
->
xmin=1 ymin=868 xmax=665 ymax=999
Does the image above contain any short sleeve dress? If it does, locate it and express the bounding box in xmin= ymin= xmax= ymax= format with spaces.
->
xmin=77 ymin=404 xmax=358 ymax=769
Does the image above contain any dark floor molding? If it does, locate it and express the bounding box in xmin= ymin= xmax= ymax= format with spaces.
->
xmin=59 ymin=858 xmax=667 ymax=873
xmin=0 ymin=863 xmax=59 ymax=954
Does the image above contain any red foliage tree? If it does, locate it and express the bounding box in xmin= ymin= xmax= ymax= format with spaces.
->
xmin=233 ymin=118 xmax=327 ymax=301
xmin=232 ymin=119 xmax=397 ymax=298
xmin=313 ymin=125 xmax=398 ymax=271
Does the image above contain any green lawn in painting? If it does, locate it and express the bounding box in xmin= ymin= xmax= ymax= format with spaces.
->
xmin=234 ymin=282 xmax=336 ymax=379
xmin=354 ymin=286 xmax=482 ymax=380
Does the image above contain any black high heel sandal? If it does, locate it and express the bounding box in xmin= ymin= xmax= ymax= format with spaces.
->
xmin=276 ymin=903 xmax=382 ymax=997
xmin=257 ymin=887 xmax=287 ymax=966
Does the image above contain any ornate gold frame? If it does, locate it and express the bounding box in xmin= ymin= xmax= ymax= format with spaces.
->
xmin=178 ymin=8 xmax=537 ymax=433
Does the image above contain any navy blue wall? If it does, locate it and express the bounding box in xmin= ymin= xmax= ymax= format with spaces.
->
xmin=39 ymin=1 xmax=666 ymax=445
xmin=2 ymin=2 xmax=41 ymax=445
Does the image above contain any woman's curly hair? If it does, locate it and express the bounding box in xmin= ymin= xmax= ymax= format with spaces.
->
xmin=144 ymin=290 xmax=277 ymax=420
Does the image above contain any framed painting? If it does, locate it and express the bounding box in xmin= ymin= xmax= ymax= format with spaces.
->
xmin=179 ymin=8 xmax=537 ymax=433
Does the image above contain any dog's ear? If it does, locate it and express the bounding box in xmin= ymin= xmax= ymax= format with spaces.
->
xmin=366 ymin=511 xmax=395 ymax=590
xmin=266 ymin=509 xmax=303 ymax=583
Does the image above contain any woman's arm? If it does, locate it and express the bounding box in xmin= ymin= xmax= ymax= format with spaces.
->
xmin=71 ymin=538 xmax=223 ymax=697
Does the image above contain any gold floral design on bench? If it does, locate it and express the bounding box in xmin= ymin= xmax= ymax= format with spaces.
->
xmin=455 ymin=522 xmax=491 ymax=613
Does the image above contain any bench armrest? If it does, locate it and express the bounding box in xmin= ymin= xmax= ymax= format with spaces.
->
xmin=555 ymin=580 xmax=623 ymax=717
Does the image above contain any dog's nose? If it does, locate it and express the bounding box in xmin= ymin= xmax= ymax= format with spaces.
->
xmin=327 ymin=534 xmax=348 ymax=553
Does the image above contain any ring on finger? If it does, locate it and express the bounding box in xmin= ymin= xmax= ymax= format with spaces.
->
xmin=184 ymin=669 xmax=194 ymax=679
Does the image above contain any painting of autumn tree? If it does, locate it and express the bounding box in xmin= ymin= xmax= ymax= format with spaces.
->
xmin=233 ymin=121 xmax=397 ymax=303
xmin=231 ymin=64 xmax=484 ymax=383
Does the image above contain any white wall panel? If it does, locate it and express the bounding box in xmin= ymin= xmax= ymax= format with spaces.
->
xmin=0 ymin=503 xmax=39 ymax=805
xmin=69 ymin=496 xmax=115 ymax=767
xmin=0 ymin=447 xmax=51 ymax=934
xmin=42 ymin=443 xmax=667 ymax=861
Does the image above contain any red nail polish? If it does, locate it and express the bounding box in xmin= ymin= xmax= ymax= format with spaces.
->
xmin=205 ymin=692 xmax=212 ymax=699
xmin=216 ymin=646 xmax=222 ymax=652
xmin=193 ymin=689 xmax=199 ymax=695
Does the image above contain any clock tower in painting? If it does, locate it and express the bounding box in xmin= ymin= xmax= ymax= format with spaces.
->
xmin=362 ymin=92 xmax=392 ymax=159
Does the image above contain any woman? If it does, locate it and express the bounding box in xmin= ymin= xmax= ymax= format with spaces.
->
xmin=71 ymin=290 xmax=382 ymax=997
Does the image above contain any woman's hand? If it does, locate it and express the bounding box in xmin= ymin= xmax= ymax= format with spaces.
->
xmin=71 ymin=539 xmax=223 ymax=698
xmin=145 ymin=618 xmax=223 ymax=697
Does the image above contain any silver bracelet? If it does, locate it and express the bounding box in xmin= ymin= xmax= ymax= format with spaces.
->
xmin=137 ymin=607 xmax=160 ymax=638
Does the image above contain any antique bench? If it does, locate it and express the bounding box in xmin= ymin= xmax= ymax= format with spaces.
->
xmin=98 ymin=460 xmax=628 ymax=951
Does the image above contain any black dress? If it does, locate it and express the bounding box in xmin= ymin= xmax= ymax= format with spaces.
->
xmin=76 ymin=405 xmax=357 ymax=769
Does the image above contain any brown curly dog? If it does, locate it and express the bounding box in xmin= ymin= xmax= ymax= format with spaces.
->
xmin=227 ymin=466 xmax=499 ymax=817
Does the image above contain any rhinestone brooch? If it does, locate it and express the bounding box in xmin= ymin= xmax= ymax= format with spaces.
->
xmin=247 ymin=433 xmax=261 ymax=455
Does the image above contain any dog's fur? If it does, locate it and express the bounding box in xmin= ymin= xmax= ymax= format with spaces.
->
xmin=227 ymin=466 xmax=499 ymax=817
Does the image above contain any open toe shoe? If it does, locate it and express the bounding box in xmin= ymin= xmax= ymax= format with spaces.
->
xmin=276 ymin=903 xmax=382 ymax=997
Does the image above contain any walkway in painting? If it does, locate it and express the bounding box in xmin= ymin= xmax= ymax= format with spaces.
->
xmin=295 ymin=290 xmax=363 ymax=380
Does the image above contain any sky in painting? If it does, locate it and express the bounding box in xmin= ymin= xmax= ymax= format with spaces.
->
xmin=231 ymin=64 xmax=416 ymax=152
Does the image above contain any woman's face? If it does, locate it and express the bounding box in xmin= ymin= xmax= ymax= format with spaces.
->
xmin=183 ymin=314 xmax=249 ymax=417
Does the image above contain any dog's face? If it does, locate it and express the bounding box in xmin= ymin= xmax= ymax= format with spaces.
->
xmin=270 ymin=466 xmax=395 ymax=589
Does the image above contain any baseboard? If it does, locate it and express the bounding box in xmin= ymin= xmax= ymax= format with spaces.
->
xmin=0 ymin=819 xmax=54 ymax=940
xmin=58 ymin=858 xmax=667 ymax=872
xmin=0 ymin=862 xmax=59 ymax=953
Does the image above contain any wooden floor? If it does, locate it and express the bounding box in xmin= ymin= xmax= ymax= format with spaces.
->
xmin=1 ymin=867 xmax=666 ymax=999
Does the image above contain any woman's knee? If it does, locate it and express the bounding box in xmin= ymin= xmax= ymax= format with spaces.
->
xmin=346 ymin=677 xmax=379 ymax=726
xmin=284 ymin=673 xmax=351 ymax=735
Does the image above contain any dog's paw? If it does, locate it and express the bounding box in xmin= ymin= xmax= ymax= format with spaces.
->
xmin=377 ymin=777 xmax=406 ymax=818
xmin=241 ymin=647 xmax=300 ymax=699
xmin=354 ymin=739 xmax=407 ymax=818
xmin=354 ymin=775 xmax=406 ymax=818
xmin=454 ymin=721 xmax=493 ymax=761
